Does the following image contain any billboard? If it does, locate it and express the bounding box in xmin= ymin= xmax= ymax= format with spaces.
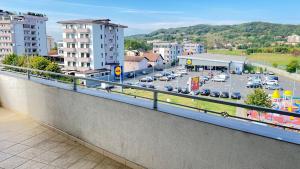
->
xmin=188 ymin=76 xmax=200 ymax=92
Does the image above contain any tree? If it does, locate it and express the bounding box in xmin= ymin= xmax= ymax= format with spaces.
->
xmin=30 ymin=56 xmax=50 ymax=70
xmin=45 ymin=62 xmax=61 ymax=73
xmin=272 ymin=63 xmax=278 ymax=68
xmin=125 ymin=39 xmax=152 ymax=51
xmin=286 ymin=60 xmax=300 ymax=73
xmin=2 ymin=53 xmax=19 ymax=66
xmin=245 ymin=89 xmax=272 ymax=108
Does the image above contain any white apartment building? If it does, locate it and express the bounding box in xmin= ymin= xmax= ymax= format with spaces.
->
xmin=153 ymin=42 xmax=183 ymax=63
xmin=57 ymin=41 xmax=64 ymax=56
xmin=183 ymin=43 xmax=205 ymax=54
xmin=0 ymin=10 xmax=48 ymax=59
xmin=58 ymin=19 xmax=127 ymax=76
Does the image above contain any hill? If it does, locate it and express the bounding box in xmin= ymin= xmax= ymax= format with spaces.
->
xmin=127 ymin=22 xmax=300 ymax=49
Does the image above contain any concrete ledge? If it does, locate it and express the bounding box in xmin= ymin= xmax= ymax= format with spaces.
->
xmin=1 ymin=73 xmax=300 ymax=169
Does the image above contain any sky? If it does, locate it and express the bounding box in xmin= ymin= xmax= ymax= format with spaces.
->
xmin=2 ymin=0 xmax=300 ymax=41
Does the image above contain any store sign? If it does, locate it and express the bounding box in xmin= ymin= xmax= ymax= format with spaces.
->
xmin=186 ymin=59 xmax=192 ymax=65
xmin=188 ymin=76 xmax=200 ymax=92
xmin=114 ymin=66 xmax=122 ymax=77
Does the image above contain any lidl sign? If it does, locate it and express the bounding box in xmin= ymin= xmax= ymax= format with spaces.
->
xmin=114 ymin=66 xmax=122 ymax=77
xmin=186 ymin=59 xmax=192 ymax=65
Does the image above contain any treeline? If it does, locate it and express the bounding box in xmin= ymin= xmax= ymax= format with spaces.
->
xmin=2 ymin=54 xmax=61 ymax=73
xmin=125 ymin=39 xmax=152 ymax=51
xmin=246 ymin=46 xmax=300 ymax=56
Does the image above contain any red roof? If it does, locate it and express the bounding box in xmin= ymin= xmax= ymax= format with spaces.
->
xmin=125 ymin=55 xmax=148 ymax=62
xmin=143 ymin=52 xmax=163 ymax=62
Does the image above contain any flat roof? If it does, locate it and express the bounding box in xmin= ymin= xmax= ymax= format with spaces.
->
xmin=178 ymin=53 xmax=247 ymax=63
xmin=57 ymin=19 xmax=128 ymax=28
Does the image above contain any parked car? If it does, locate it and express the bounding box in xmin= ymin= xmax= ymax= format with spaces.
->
xmin=265 ymin=84 xmax=283 ymax=90
xmin=168 ymin=74 xmax=176 ymax=79
xmin=162 ymin=71 xmax=171 ymax=76
xmin=268 ymin=71 xmax=275 ymax=75
xmin=154 ymin=73 xmax=163 ymax=78
xmin=181 ymin=88 xmax=190 ymax=94
xmin=210 ymin=91 xmax=220 ymax=97
xmin=212 ymin=76 xmax=226 ymax=82
xmin=246 ymin=81 xmax=263 ymax=88
xmin=174 ymin=87 xmax=182 ymax=93
xmin=159 ymin=76 xmax=170 ymax=81
xmin=265 ymin=80 xmax=278 ymax=86
xmin=164 ymin=85 xmax=173 ymax=92
xmin=174 ymin=73 xmax=183 ymax=77
xmin=155 ymin=68 xmax=164 ymax=71
xmin=231 ymin=92 xmax=241 ymax=100
xmin=139 ymin=83 xmax=147 ymax=88
xmin=190 ymin=90 xmax=201 ymax=96
xmin=179 ymin=70 xmax=188 ymax=75
xmin=141 ymin=70 xmax=148 ymax=75
xmin=140 ymin=76 xmax=153 ymax=82
xmin=220 ymin=92 xmax=229 ymax=98
xmin=200 ymin=89 xmax=211 ymax=96
xmin=200 ymin=75 xmax=209 ymax=81
xmin=244 ymin=70 xmax=249 ymax=74
xmin=146 ymin=84 xmax=155 ymax=89
xmin=126 ymin=72 xmax=135 ymax=78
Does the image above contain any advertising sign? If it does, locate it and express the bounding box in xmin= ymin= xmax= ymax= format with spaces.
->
xmin=188 ymin=76 xmax=200 ymax=92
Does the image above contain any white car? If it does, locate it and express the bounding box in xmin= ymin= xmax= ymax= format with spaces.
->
xmin=265 ymin=80 xmax=278 ymax=86
xmin=212 ymin=76 xmax=226 ymax=82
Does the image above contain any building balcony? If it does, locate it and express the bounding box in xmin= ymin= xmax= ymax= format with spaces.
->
xmin=63 ymin=38 xmax=76 ymax=43
xmin=64 ymin=66 xmax=77 ymax=71
xmin=64 ymin=57 xmax=77 ymax=62
xmin=77 ymin=57 xmax=91 ymax=62
xmin=77 ymin=38 xmax=90 ymax=43
xmin=63 ymin=48 xmax=76 ymax=53
xmin=77 ymin=28 xmax=90 ymax=33
xmin=63 ymin=28 xmax=76 ymax=33
xmin=0 ymin=33 xmax=11 ymax=37
xmin=77 ymin=48 xmax=90 ymax=53
xmin=0 ymin=46 xmax=12 ymax=49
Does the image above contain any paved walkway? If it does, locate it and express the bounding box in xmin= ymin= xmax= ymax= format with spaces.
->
xmin=0 ymin=108 xmax=130 ymax=169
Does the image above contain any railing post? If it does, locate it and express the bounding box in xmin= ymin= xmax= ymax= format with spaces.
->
xmin=73 ymin=77 xmax=77 ymax=91
xmin=153 ymin=91 xmax=158 ymax=110
xmin=27 ymin=70 xmax=30 ymax=80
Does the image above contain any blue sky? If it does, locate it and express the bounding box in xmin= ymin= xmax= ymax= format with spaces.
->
xmin=2 ymin=0 xmax=300 ymax=40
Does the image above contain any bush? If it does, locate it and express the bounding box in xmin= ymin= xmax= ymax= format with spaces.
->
xmin=286 ymin=60 xmax=300 ymax=73
xmin=272 ymin=63 xmax=278 ymax=68
xmin=245 ymin=89 xmax=272 ymax=108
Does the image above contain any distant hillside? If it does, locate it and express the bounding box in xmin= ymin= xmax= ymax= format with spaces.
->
xmin=127 ymin=22 xmax=300 ymax=49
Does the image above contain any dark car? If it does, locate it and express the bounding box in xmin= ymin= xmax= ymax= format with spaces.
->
xmin=141 ymin=70 xmax=148 ymax=75
xmin=146 ymin=84 xmax=155 ymax=89
xmin=200 ymin=89 xmax=211 ymax=96
xmin=231 ymin=92 xmax=241 ymax=100
xmin=246 ymin=82 xmax=262 ymax=88
xmin=191 ymin=90 xmax=201 ymax=95
xmin=139 ymin=84 xmax=147 ymax=88
xmin=181 ymin=88 xmax=190 ymax=94
xmin=174 ymin=87 xmax=182 ymax=93
xmin=220 ymin=92 xmax=229 ymax=98
xmin=210 ymin=91 xmax=220 ymax=97
xmin=126 ymin=72 xmax=135 ymax=78
xmin=164 ymin=85 xmax=173 ymax=92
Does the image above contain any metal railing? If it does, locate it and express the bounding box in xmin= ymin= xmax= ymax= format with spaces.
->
xmin=0 ymin=63 xmax=300 ymax=132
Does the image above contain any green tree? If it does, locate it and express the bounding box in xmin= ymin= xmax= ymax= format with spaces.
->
xmin=286 ymin=60 xmax=300 ymax=73
xmin=245 ymin=89 xmax=272 ymax=108
xmin=2 ymin=53 xmax=19 ymax=66
xmin=45 ymin=62 xmax=61 ymax=73
xmin=125 ymin=39 xmax=152 ymax=51
xmin=30 ymin=56 xmax=51 ymax=70
xmin=272 ymin=63 xmax=278 ymax=68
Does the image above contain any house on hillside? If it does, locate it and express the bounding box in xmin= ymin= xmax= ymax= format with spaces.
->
xmin=124 ymin=55 xmax=149 ymax=72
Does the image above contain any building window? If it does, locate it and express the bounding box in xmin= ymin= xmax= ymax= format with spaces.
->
xmin=86 ymin=53 xmax=90 ymax=58
xmin=81 ymin=53 xmax=84 ymax=58
xmin=81 ymin=62 xmax=84 ymax=67
xmin=101 ymin=44 xmax=103 ymax=48
xmin=87 ymin=63 xmax=90 ymax=67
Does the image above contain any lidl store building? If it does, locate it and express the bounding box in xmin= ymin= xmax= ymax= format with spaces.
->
xmin=178 ymin=53 xmax=247 ymax=73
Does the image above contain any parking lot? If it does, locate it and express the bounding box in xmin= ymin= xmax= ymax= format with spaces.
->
xmin=122 ymin=66 xmax=300 ymax=99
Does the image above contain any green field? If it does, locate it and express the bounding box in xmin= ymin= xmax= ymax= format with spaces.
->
xmin=208 ymin=49 xmax=246 ymax=56
xmin=122 ymin=89 xmax=237 ymax=116
xmin=208 ymin=49 xmax=300 ymax=67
